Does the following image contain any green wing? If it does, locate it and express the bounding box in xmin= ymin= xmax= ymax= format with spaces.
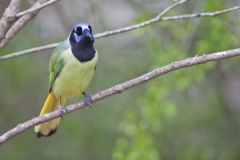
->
xmin=49 ymin=40 xmax=69 ymax=90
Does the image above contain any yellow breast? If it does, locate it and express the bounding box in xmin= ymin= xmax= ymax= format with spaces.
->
xmin=52 ymin=48 xmax=98 ymax=98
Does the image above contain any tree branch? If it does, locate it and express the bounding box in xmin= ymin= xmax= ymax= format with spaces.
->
xmin=15 ymin=0 xmax=60 ymax=18
xmin=1 ymin=3 xmax=240 ymax=62
xmin=0 ymin=0 xmax=22 ymax=42
xmin=0 ymin=48 xmax=240 ymax=145
xmin=0 ymin=0 xmax=60 ymax=50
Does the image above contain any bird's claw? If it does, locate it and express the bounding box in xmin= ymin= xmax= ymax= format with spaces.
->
xmin=58 ymin=104 xmax=66 ymax=119
xmin=83 ymin=92 xmax=92 ymax=107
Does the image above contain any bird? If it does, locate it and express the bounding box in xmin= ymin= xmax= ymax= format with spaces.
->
xmin=34 ymin=22 xmax=98 ymax=137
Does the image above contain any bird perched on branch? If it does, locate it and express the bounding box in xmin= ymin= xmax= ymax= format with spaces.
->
xmin=34 ymin=22 xmax=98 ymax=137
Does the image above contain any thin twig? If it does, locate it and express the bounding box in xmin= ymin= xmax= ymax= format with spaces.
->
xmin=161 ymin=5 xmax=240 ymax=21
xmin=0 ymin=48 xmax=240 ymax=145
xmin=16 ymin=0 xmax=60 ymax=18
xmin=1 ymin=4 xmax=240 ymax=61
xmin=0 ymin=43 xmax=58 ymax=61
xmin=0 ymin=0 xmax=22 ymax=41
xmin=94 ymin=0 xmax=187 ymax=38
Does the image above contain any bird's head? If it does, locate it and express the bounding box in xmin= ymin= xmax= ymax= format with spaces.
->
xmin=69 ymin=22 xmax=94 ymax=48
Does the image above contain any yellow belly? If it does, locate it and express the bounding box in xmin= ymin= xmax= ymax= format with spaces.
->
xmin=52 ymin=49 xmax=98 ymax=98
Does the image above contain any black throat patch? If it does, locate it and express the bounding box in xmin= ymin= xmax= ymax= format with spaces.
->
xmin=70 ymin=36 xmax=96 ymax=62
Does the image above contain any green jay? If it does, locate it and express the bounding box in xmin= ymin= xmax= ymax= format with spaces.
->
xmin=34 ymin=22 xmax=98 ymax=137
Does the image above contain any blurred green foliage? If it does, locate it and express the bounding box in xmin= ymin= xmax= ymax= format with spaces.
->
xmin=112 ymin=1 xmax=240 ymax=160
xmin=0 ymin=0 xmax=240 ymax=160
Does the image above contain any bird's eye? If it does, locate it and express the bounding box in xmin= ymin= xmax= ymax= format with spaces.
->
xmin=88 ymin=25 xmax=92 ymax=34
xmin=75 ymin=27 xmax=82 ymax=36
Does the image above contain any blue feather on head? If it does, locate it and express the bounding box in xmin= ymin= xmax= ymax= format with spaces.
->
xmin=69 ymin=22 xmax=94 ymax=45
xmin=69 ymin=22 xmax=96 ymax=62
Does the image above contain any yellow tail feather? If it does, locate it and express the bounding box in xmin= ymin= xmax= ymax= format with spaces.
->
xmin=34 ymin=92 xmax=65 ymax=137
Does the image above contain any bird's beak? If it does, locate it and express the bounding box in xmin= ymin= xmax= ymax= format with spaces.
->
xmin=83 ymin=32 xmax=91 ymax=38
xmin=82 ymin=29 xmax=94 ymax=42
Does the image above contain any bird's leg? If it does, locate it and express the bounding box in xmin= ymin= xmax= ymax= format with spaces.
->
xmin=82 ymin=92 xmax=92 ymax=107
xmin=58 ymin=97 xmax=65 ymax=119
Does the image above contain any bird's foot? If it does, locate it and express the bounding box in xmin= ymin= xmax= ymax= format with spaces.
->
xmin=83 ymin=92 xmax=92 ymax=107
xmin=58 ymin=104 xmax=66 ymax=119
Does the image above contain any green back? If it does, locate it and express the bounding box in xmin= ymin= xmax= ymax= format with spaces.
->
xmin=49 ymin=40 xmax=70 ymax=90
